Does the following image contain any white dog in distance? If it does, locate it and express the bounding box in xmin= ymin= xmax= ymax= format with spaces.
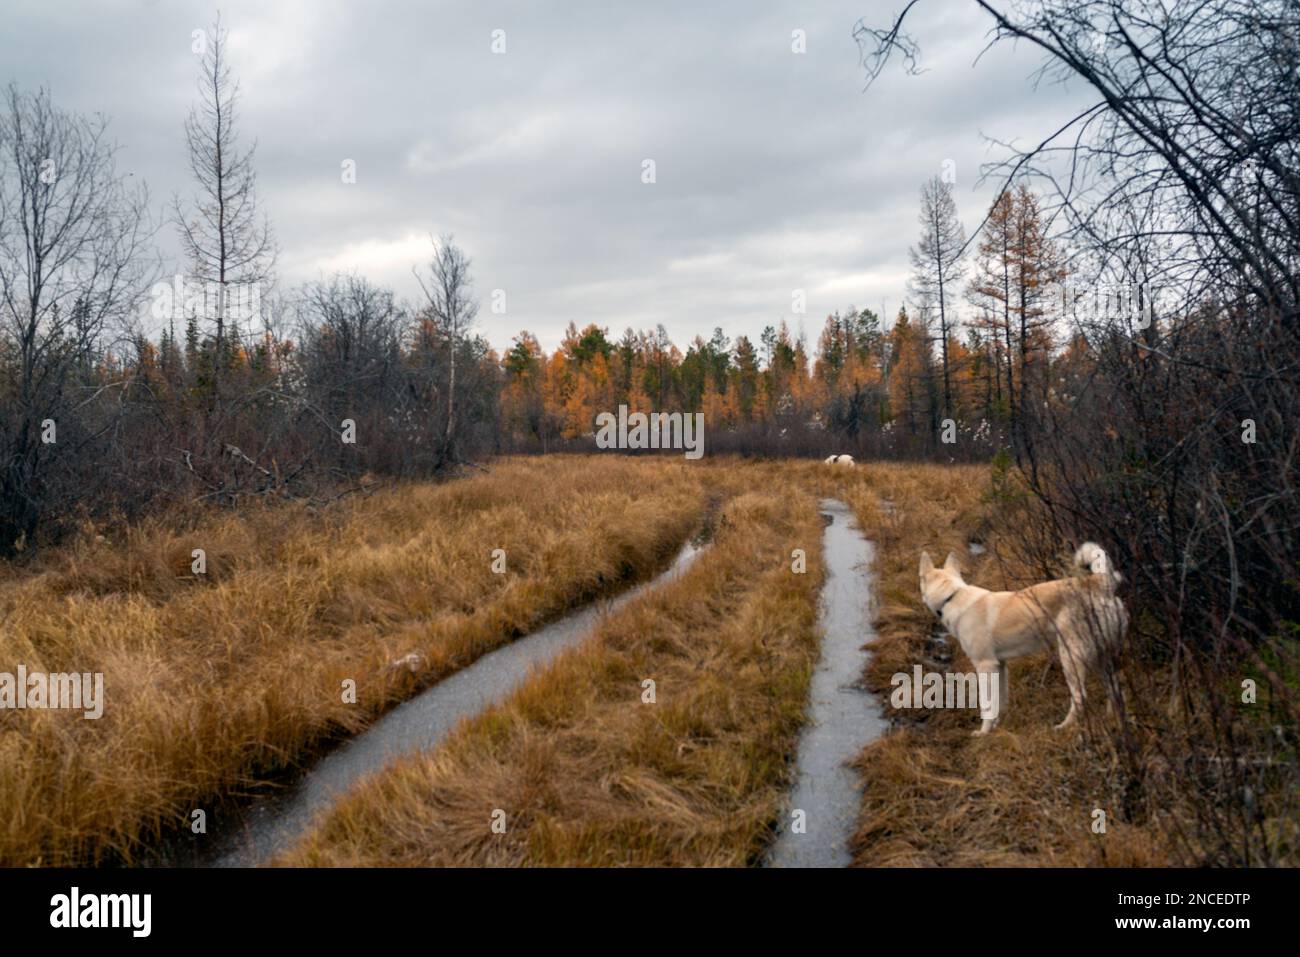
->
xmin=824 ymin=454 xmax=855 ymax=467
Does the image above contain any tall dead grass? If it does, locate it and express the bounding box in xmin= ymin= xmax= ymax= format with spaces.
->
xmin=0 ymin=456 xmax=704 ymax=865
xmin=278 ymin=463 xmax=826 ymax=866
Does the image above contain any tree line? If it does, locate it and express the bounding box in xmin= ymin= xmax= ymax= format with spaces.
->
xmin=0 ymin=16 xmax=1104 ymax=555
xmin=0 ymin=20 xmax=499 ymax=554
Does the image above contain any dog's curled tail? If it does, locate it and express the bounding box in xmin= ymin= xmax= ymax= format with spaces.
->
xmin=1074 ymin=542 xmax=1122 ymax=591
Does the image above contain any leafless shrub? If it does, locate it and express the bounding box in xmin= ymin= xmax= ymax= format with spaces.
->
xmin=0 ymin=84 xmax=157 ymax=554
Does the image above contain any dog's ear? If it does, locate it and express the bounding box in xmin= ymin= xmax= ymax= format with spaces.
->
xmin=919 ymin=551 xmax=933 ymax=574
xmin=943 ymin=552 xmax=961 ymax=574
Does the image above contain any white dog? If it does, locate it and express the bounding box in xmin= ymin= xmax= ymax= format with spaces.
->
xmin=823 ymin=454 xmax=855 ymax=467
xmin=918 ymin=543 xmax=1127 ymax=734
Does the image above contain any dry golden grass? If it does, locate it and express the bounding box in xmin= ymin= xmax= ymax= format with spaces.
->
xmin=277 ymin=462 xmax=827 ymax=866
xmin=0 ymin=456 xmax=705 ymax=865
xmin=843 ymin=462 xmax=1181 ymax=866
xmin=8 ymin=454 xmax=1275 ymax=868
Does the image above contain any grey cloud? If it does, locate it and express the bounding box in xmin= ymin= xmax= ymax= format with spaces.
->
xmin=1 ymin=0 xmax=1094 ymax=352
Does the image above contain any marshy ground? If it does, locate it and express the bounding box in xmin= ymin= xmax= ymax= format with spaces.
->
xmin=1 ymin=456 xmax=1287 ymax=867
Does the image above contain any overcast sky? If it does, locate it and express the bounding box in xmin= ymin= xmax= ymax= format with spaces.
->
xmin=2 ymin=0 xmax=1092 ymax=354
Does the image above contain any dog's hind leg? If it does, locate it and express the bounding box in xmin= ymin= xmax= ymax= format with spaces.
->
xmin=1101 ymin=605 xmax=1128 ymax=720
xmin=1054 ymin=640 xmax=1087 ymax=731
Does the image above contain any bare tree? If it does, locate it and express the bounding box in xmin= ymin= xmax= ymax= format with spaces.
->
xmin=908 ymin=175 xmax=966 ymax=418
xmin=171 ymin=14 xmax=276 ymax=416
xmin=413 ymin=234 xmax=478 ymax=462
xmin=0 ymin=85 xmax=155 ymax=553
xmin=858 ymin=0 xmax=1299 ymax=327
xmin=967 ymin=191 xmax=1016 ymax=426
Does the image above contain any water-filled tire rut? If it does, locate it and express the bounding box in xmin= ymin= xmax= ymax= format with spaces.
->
xmin=157 ymin=541 xmax=705 ymax=867
xmin=767 ymin=498 xmax=884 ymax=868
